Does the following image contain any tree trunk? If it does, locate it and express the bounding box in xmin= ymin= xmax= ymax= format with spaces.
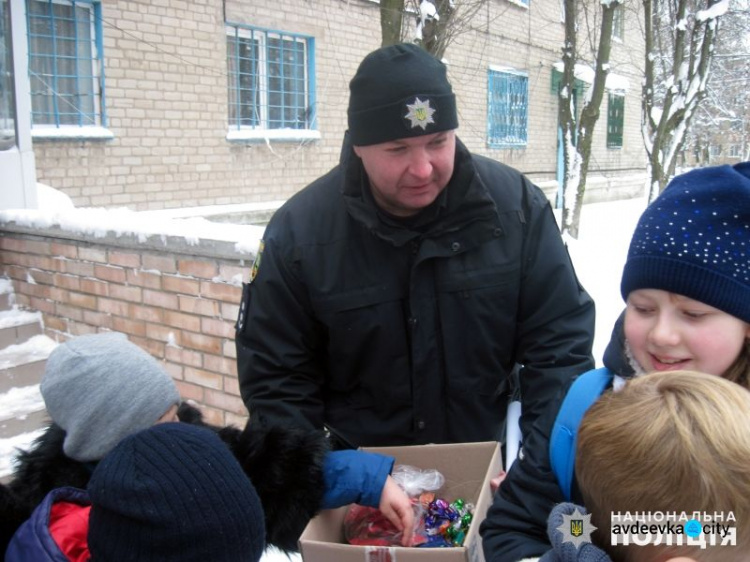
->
xmin=559 ymin=0 xmax=618 ymax=239
xmin=567 ymin=2 xmax=618 ymax=238
xmin=641 ymin=0 xmax=724 ymax=201
xmin=381 ymin=0 xmax=405 ymax=47
xmin=421 ymin=1 xmax=455 ymax=58
xmin=558 ymin=0 xmax=578 ymax=237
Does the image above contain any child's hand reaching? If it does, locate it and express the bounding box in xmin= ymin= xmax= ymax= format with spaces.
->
xmin=378 ymin=475 xmax=415 ymax=546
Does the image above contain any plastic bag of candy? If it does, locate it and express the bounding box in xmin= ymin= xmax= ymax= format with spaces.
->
xmin=343 ymin=464 xmax=443 ymax=547
xmin=343 ymin=465 xmax=475 ymax=548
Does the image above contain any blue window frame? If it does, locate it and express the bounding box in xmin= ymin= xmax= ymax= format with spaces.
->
xmin=488 ymin=68 xmax=528 ymax=148
xmin=26 ymin=0 xmax=105 ymax=128
xmin=226 ymin=24 xmax=314 ymax=131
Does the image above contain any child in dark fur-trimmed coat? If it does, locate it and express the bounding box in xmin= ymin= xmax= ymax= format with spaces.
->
xmin=0 ymin=332 xmax=413 ymax=557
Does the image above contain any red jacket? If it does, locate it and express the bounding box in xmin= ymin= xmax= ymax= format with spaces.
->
xmin=5 ymin=487 xmax=90 ymax=562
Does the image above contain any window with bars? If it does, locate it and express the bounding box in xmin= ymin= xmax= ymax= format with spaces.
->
xmin=607 ymin=93 xmax=624 ymax=148
xmin=487 ymin=68 xmax=528 ymax=148
xmin=26 ymin=0 xmax=104 ymax=128
xmin=226 ymin=24 xmax=314 ymax=132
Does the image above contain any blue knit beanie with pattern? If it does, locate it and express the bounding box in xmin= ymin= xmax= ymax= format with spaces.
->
xmin=87 ymin=422 xmax=266 ymax=562
xmin=621 ymin=162 xmax=750 ymax=323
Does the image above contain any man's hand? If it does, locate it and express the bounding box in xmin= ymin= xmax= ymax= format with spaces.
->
xmin=378 ymin=475 xmax=415 ymax=546
xmin=490 ymin=470 xmax=507 ymax=494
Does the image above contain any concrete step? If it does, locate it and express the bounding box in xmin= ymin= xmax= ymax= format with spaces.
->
xmin=0 ymin=385 xmax=49 ymax=438
xmin=0 ymin=309 xmax=43 ymax=348
xmin=0 ymin=334 xmax=57 ymax=482
xmin=0 ymin=277 xmax=14 ymax=312
xmin=0 ymin=280 xmax=55 ymax=482
xmin=0 ymin=292 xmax=11 ymax=313
xmin=0 ymin=334 xmax=56 ymax=394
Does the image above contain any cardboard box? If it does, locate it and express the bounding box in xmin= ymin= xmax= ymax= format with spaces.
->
xmin=299 ymin=441 xmax=502 ymax=562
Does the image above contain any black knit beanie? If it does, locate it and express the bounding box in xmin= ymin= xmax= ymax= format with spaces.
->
xmin=621 ymin=162 xmax=750 ymax=323
xmin=348 ymin=43 xmax=458 ymax=146
xmin=87 ymin=423 xmax=266 ymax=562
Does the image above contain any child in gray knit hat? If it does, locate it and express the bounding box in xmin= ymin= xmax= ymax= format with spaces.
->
xmin=2 ymin=331 xmax=415 ymax=556
xmin=40 ymin=332 xmax=180 ymax=462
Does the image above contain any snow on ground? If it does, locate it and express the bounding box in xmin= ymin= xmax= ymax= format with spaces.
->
xmin=0 ymin=309 xmax=42 ymax=329
xmin=0 ymin=333 xmax=58 ymax=371
xmin=0 ymin=428 xmax=45 ymax=478
xmin=0 ymin=384 xmax=45 ymax=421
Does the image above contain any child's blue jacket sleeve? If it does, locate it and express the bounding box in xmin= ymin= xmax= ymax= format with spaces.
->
xmin=321 ymin=450 xmax=394 ymax=509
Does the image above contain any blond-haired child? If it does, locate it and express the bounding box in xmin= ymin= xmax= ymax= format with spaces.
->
xmin=572 ymin=370 xmax=750 ymax=562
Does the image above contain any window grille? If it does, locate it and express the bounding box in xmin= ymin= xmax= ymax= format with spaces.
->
xmin=488 ymin=68 xmax=528 ymax=148
xmin=226 ymin=24 xmax=314 ymax=131
xmin=27 ymin=0 xmax=104 ymax=127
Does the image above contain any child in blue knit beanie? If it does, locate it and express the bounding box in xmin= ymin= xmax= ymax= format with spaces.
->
xmin=617 ymin=162 xmax=750 ymax=387
xmin=482 ymin=162 xmax=750 ymax=561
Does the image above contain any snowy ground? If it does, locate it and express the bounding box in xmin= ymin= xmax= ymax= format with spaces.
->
xmin=0 ymin=192 xmax=649 ymax=561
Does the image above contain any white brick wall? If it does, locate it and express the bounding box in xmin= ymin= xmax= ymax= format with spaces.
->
xmin=32 ymin=0 xmax=646 ymax=210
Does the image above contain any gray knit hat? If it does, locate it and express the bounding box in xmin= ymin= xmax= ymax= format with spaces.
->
xmin=41 ymin=332 xmax=180 ymax=462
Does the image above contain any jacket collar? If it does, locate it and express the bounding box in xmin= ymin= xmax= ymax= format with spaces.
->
xmin=602 ymin=309 xmax=641 ymax=378
xmin=341 ymin=136 xmax=502 ymax=250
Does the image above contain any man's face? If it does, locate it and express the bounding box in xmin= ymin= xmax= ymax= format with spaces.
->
xmin=353 ymin=130 xmax=456 ymax=217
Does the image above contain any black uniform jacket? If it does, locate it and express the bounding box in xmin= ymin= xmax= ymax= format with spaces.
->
xmin=236 ymin=136 xmax=594 ymax=469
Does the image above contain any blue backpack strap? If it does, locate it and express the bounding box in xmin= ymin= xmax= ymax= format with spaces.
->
xmin=549 ymin=367 xmax=614 ymax=501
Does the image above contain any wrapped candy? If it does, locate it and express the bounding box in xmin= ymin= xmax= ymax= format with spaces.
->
xmin=343 ymin=464 xmax=474 ymax=548
xmin=420 ymin=497 xmax=474 ymax=547
xmin=343 ymin=464 xmax=443 ymax=547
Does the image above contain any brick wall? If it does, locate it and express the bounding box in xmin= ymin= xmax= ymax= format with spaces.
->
xmin=0 ymin=223 xmax=252 ymax=428
xmin=30 ymin=0 xmax=647 ymax=211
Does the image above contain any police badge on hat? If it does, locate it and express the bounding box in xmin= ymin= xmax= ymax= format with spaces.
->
xmin=404 ymin=97 xmax=436 ymax=130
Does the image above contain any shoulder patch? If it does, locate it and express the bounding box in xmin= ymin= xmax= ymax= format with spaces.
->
xmin=250 ymin=240 xmax=264 ymax=282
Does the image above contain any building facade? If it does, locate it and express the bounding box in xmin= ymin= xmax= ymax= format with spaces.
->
xmin=7 ymin=0 xmax=647 ymax=211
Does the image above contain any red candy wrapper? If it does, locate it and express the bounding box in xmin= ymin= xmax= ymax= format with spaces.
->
xmin=344 ymin=504 xmax=428 ymax=547
xmin=344 ymin=464 xmax=444 ymax=547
